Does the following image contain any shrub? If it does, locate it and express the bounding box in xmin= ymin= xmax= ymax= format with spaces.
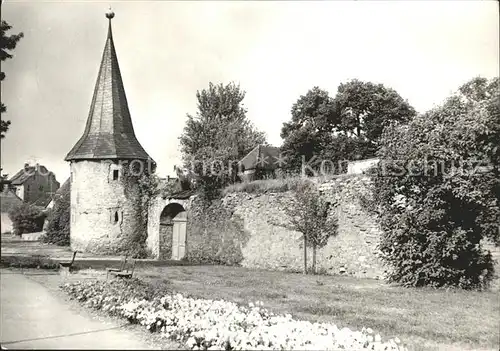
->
xmin=128 ymin=244 xmax=152 ymax=259
xmin=8 ymin=203 xmax=46 ymax=235
xmin=222 ymin=174 xmax=355 ymax=196
xmin=1 ymin=255 xmax=58 ymax=269
xmin=222 ymin=177 xmax=302 ymax=195
xmin=43 ymin=185 xmax=70 ymax=246
xmin=368 ymin=77 xmax=500 ymax=290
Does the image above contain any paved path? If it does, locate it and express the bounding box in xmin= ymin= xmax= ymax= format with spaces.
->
xmin=0 ymin=269 xmax=155 ymax=349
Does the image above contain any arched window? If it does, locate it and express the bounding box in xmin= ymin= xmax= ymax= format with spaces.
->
xmin=114 ymin=211 xmax=119 ymax=223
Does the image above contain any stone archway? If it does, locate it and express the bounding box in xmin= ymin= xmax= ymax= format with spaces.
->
xmin=159 ymin=203 xmax=187 ymax=260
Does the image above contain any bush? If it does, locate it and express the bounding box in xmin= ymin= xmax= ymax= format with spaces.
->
xmin=8 ymin=203 xmax=46 ymax=235
xmin=222 ymin=177 xmax=302 ymax=195
xmin=368 ymin=77 xmax=500 ymax=290
xmin=1 ymin=255 xmax=59 ymax=269
xmin=43 ymin=185 xmax=70 ymax=246
xmin=128 ymin=244 xmax=153 ymax=259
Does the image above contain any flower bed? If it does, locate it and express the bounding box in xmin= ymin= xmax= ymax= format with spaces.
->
xmin=60 ymin=279 xmax=407 ymax=350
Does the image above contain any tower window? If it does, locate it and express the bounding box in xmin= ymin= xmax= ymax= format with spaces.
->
xmin=113 ymin=170 xmax=119 ymax=180
xmin=114 ymin=211 xmax=119 ymax=223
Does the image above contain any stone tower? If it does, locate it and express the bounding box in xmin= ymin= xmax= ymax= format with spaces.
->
xmin=65 ymin=11 xmax=154 ymax=254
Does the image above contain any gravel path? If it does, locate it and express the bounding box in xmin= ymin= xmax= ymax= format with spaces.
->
xmin=0 ymin=268 xmax=181 ymax=350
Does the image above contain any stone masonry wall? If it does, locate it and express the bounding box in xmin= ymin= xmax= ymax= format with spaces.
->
xmin=70 ymin=160 xmax=143 ymax=254
xmin=183 ymin=174 xmax=385 ymax=278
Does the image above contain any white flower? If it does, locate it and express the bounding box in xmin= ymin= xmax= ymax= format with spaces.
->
xmin=63 ymin=281 xmax=405 ymax=351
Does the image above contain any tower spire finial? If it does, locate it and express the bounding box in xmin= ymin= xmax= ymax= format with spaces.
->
xmin=105 ymin=7 xmax=115 ymax=20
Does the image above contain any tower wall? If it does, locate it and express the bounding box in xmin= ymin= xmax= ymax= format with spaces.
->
xmin=70 ymin=160 xmax=143 ymax=254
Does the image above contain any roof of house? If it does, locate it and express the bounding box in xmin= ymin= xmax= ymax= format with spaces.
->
xmin=9 ymin=165 xmax=50 ymax=185
xmin=0 ymin=188 xmax=23 ymax=213
xmin=239 ymin=145 xmax=281 ymax=171
xmin=65 ymin=16 xmax=153 ymax=162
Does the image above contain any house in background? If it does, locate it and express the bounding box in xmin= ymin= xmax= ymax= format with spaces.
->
xmin=239 ymin=145 xmax=281 ymax=182
xmin=8 ymin=163 xmax=60 ymax=205
xmin=0 ymin=178 xmax=23 ymax=234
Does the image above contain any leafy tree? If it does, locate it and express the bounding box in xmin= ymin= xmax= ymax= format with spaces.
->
xmin=280 ymin=87 xmax=338 ymax=174
xmin=335 ymin=79 xmax=416 ymax=142
xmin=179 ymin=82 xmax=266 ymax=201
xmin=8 ymin=203 xmax=46 ymax=235
xmin=285 ymin=180 xmax=338 ymax=274
xmin=368 ymin=76 xmax=499 ymax=290
xmin=280 ymin=82 xmax=415 ymax=175
xmin=1 ymin=20 xmax=24 ymax=139
xmin=43 ymin=186 xmax=70 ymax=246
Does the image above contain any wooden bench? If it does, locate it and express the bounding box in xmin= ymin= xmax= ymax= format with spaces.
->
xmin=59 ymin=251 xmax=78 ymax=275
xmin=106 ymin=255 xmax=128 ymax=279
xmin=108 ymin=258 xmax=136 ymax=279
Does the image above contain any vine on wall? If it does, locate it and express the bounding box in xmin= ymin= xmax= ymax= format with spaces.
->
xmin=186 ymin=197 xmax=251 ymax=265
xmin=122 ymin=160 xmax=160 ymax=258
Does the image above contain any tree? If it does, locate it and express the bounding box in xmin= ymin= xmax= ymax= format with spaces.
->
xmin=285 ymin=180 xmax=338 ymax=274
xmin=8 ymin=203 xmax=46 ymax=235
xmin=334 ymin=79 xmax=416 ymax=142
xmin=280 ymin=87 xmax=338 ymax=174
xmin=368 ymin=76 xmax=499 ymax=290
xmin=1 ymin=20 xmax=24 ymax=139
xmin=179 ymin=82 xmax=266 ymax=201
xmin=43 ymin=186 xmax=70 ymax=246
xmin=280 ymin=82 xmax=416 ymax=175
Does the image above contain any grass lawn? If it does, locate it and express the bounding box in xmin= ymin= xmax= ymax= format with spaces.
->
xmin=134 ymin=265 xmax=499 ymax=351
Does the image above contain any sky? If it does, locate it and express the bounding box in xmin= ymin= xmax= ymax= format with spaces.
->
xmin=1 ymin=0 xmax=498 ymax=183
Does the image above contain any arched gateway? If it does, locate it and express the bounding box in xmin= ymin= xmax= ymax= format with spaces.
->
xmin=159 ymin=203 xmax=187 ymax=260
xmin=147 ymin=191 xmax=195 ymax=260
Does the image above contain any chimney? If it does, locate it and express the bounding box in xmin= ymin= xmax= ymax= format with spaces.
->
xmin=24 ymin=163 xmax=29 ymax=169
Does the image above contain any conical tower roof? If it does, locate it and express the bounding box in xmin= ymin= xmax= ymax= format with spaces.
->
xmin=65 ymin=11 xmax=153 ymax=162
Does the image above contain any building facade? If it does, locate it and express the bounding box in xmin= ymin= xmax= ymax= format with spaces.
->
xmin=8 ymin=163 xmax=60 ymax=204
xmin=65 ymin=11 xmax=154 ymax=254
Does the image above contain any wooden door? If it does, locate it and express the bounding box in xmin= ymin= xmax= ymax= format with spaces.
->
xmin=172 ymin=211 xmax=187 ymax=260
xmin=171 ymin=223 xmax=179 ymax=260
